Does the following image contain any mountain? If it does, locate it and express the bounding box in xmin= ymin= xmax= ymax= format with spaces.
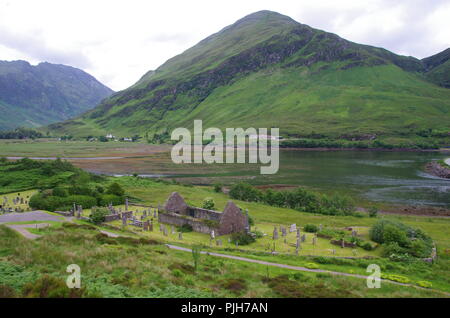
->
xmin=0 ymin=60 xmax=113 ymax=130
xmin=48 ymin=10 xmax=450 ymax=139
xmin=422 ymin=48 xmax=450 ymax=88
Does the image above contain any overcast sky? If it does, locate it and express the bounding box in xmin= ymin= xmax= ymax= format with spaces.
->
xmin=0 ymin=0 xmax=449 ymax=91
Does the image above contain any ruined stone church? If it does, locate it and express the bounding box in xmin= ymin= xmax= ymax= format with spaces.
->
xmin=158 ymin=192 xmax=249 ymax=235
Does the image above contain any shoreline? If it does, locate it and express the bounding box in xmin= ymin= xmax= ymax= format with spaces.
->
xmin=425 ymin=161 xmax=450 ymax=179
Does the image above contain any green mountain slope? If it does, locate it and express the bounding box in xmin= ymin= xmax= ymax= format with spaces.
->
xmin=0 ymin=60 xmax=113 ymax=130
xmin=422 ymin=48 xmax=450 ymax=88
xmin=48 ymin=11 xmax=450 ymax=139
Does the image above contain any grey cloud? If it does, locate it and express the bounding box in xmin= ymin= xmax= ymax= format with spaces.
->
xmin=0 ymin=27 xmax=92 ymax=68
xmin=292 ymin=0 xmax=449 ymax=59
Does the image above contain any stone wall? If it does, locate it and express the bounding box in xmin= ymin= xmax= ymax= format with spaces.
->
xmin=188 ymin=207 xmax=222 ymax=221
xmin=217 ymin=201 xmax=248 ymax=235
xmin=104 ymin=214 xmax=121 ymax=222
xmin=104 ymin=211 xmax=133 ymax=223
xmin=158 ymin=212 xmax=214 ymax=234
xmin=54 ymin=211 xmax=74 ymax=217
xmin=331 ymin=239 xmax=357 ymax=248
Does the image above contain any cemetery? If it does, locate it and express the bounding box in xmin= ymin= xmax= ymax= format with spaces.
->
xmin=0 ymin=159 xmax=447 ymax=297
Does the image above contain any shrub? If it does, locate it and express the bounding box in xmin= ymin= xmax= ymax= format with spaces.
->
xmin=417 ymin=281 xmax=432 ymax=288
xmin=202 ymin=198 xmax=215 ymax=210
xmin=22 ymin=275 xmax=85 ymax=298
xmin=304 ymin=263 xmax=319 ymax=269
xmin=107 ymin=183 xmax=125 ymax=196
xmin=229 ymin=182 xmax=262 ymax=202
xmin=89 ymin=207 xmax=110 ymax=225
xmin=381 ymin=274 xmax=410 ymax=284
xmin=361 ymin=242 xmax=374 ymax=251
xmin=68 ymin=186 xmax=93 ymax=196
xmin=229 ymin=182 xmax=355 ymax=216
xmin=213 ymin=183 xmax=223 ymax=193
xmin=97 ymin=194 xmax=124 ymax=206
xmin=370 ymin=220 xmax=432 ymax=260
xmin=368 ymin=206 xmax=378 ymax=218
xmin=247 ymin=215 xmax=255 ymax=226
xmin=230 ymin=231 xmax=256 ymax=246
xmin=304 ymin=224 xmax=319 ymax=233
xmin=65 ymin=195 xmax=97 ymax=210
xmin=52 ymin=187 xmax=68 ymax=197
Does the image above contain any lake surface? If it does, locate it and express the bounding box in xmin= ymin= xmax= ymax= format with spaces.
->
xmin=166 ymin=150 xmax=450 ymax=207
xmin=21 ymin=149 xmax=449 ymax=207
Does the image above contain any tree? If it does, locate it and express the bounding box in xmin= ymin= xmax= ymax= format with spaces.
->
xmin=107 ymin=183 xmax=125 ymax=196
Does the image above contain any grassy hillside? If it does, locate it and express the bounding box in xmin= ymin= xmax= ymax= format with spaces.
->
xmin=422 ymin=48 xmax=450 ymax=88
xmin=48 ymin=11 xmax=450 ymax=140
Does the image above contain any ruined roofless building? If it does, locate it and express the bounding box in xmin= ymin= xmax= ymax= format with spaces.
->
xmin=159 ymin=192 xmax=249 ymax=236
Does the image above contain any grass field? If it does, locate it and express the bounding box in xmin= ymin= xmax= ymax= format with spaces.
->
xmin=0 ymin=222 xmax=446 ymax=298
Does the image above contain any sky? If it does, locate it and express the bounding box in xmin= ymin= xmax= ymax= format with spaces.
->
xmin=0 ymin=0 xmax=449 ymax=91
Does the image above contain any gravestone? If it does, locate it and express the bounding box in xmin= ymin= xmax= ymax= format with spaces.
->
xmin=296 ymin=228 xmax=300 ymax=239
xmin=178 ymin=232 xmax=183 ymax=240
xmin=341 ymin=239 xmax=345 ymax=248
xmin=319 ymin=224 xmax=323 ymax=232
xmin=351 ymin=230 xmax=357 ymax=237
xmin=301 ymin=234 xmax=306 ymax=242
xmin=125 ymin=197 xmax=129 ymax=211
xmin=210 ymin=230 xmax=215 ymax=240
xmin=281 ymin=227 xmax=287 ymax=237
xmin=149 ymin=221 xmax=153 ymax=232
xmin=290 ymin=224 xmax=297 ymax=233
xmin=273 ymin=227 xmax=279 ymax=240
xmin=122 ymin=216 xmax=127 ymax=226
xmin=312 ymin=236 xmax=317 ymax=246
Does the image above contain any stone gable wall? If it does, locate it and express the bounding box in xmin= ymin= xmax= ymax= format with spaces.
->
xmin=164 ymin=192 xmax=188 ymax=214
xmin=218 ymin=201 xmax=248 ymax=235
